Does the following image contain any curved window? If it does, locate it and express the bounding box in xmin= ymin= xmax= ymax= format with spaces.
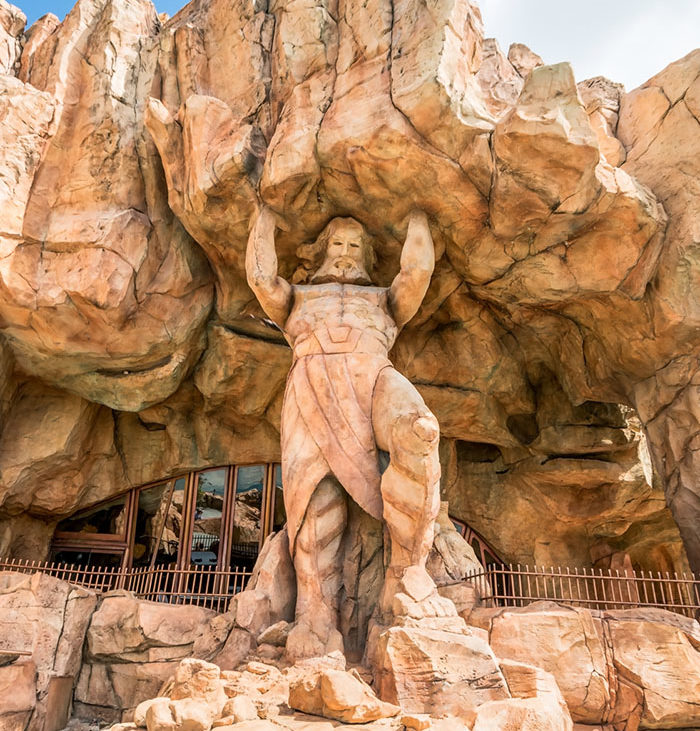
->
xmin=449 ymin=516 xmax=505 ymax=568
xmin=51 ymin=464 xmax=286 ymax=573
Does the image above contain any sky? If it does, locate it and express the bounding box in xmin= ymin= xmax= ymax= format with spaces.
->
xmin=479 ymin=0 xmax=700 ymax=90
xmin=15 ymin=0 xmax=700 ymax=91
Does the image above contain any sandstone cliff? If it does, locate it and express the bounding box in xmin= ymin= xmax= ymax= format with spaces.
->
xmin=0 ymin=0 xmax=699 ymax=577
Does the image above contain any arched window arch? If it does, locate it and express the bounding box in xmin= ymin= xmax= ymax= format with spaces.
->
xmin=51 ymin=463 xmax=286 ymax=573
xmin=449 ymin=516 xmax=505 ymax=568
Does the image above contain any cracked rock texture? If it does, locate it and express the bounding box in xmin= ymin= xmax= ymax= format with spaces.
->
xmin=2 ymin=573 xmax=700 ymax=729
xmin=0 ymin=0 xmax=699 ymax=587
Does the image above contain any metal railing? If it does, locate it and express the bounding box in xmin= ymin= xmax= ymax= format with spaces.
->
xmin=3 ymin=557 xmax=700 ymax=618
xmin=467 ymin=564 xmax=700 ymax=618
xmin=0 ymin=557 xmax=252 ymax=612
xmin=126 ymin=564 xmax=251 ymax=612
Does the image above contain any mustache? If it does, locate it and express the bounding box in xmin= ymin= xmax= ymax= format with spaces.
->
xmin=331 ymin=257 xmax=360 ymax=268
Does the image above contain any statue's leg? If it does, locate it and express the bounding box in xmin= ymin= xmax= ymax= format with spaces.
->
xmin=285 ymin=476 xmax=347 ymax=663
xmin=372 ymin=367 xmax=455 ymax=619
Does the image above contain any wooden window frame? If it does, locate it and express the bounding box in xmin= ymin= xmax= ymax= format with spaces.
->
xmin=51 ymin=462 xmax=282 ymax=578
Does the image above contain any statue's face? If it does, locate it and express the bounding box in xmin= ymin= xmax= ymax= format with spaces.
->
xmin=310 ymin=219 xmax=373 ymax=285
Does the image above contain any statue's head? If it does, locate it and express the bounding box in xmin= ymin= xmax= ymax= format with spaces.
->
xmin=309 ymin=218 xmax=376 ymax=285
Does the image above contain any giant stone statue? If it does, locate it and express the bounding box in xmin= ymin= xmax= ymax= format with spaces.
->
xmin=246 ymin=207 xmax=455 ymax=662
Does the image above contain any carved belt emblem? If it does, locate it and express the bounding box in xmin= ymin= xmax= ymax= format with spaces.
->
xmin=316 ymin=326 xmax=362 ymax=353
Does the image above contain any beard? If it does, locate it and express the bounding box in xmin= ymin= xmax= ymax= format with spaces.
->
xmin=310 ymin=256 xmax=373 ymax=285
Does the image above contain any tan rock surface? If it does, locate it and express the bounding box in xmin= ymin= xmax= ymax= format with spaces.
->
xmin=486 ymin=603 xmax=611 ymax=724
xmin=0 ymin=0 xmax=213 ymax=413
xmin=88 ymin=595 xmax=216 ymax=661
xmin=0 ymin=8 xmax=700 ymax=731
xmin=373 ymin=623 xmax=510 ymax=717
xmin=470 ymin=601 xmax=700 ymax=729
xmin=0 ymin=0 xmax=695 ymax=589
xmin=606 ymin=609 xmax=700 ymax=728
xmin=288 ymin=668 xmax=400 ymax=723
xmin=0 ymin=572 xmax=96 ymax=730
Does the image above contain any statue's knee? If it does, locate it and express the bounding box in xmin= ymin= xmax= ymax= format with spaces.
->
xmin=393 ymin=411 xmax=439 ymax=453
xmin=412 ymin=414 xmax=439 ymax=444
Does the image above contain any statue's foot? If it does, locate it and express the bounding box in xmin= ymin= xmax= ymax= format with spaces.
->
xmin=382 ymin=565 xmax=458 ymax=621
xmin=391 ymin=590 xmax=457 ymax=620
xmin=285 ymin=617 xmax=345 ymax=667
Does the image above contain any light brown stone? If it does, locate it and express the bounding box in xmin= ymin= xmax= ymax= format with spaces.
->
xmin=470 ymin=660 xmax=574 ymax=731
xmin=220 ymin=696 xmax=259 ymax=724
xmin=288 ymin=668 xmax=400 ymax=723
xmin=257 ymin=622 xmax=291 ymax=648
xmin=507 ymin=43 xmax=543 ymax=78
xmin=88 ymin=596 xmax=216 ymax=661
xmin=135 ymin=698 xmax=172 ymax=728
xmin=146 ymin=697 xmax=177 ymax=731
xmin=213 ymin=629 xmax=256 ymax=672
xmin=170 ymin=659 xmax=227 ymax=713
xmin=373 ymin=624 xmax=510 ymax=717
xmin=0 ymin=572 xmax=96 ymax=729
xmin=487 ymin=603 xmax=610 ymax=723
xmin=606 ymin=610 xmax=700 ymax=728
xmin=0 ymin=0 xmax=213 ymax=412
xmin=0 ymin=660 xmax=36 ymax=714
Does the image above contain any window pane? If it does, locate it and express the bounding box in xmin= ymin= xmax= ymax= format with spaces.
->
xmin=57 ymin=494 xmax=128 ymax=536
xmin=168 ymin=477 xmax=187 ymax=563
xmin=450 ymin=518 xmax=467 ymax=537
xmin=272 ymin=464 xmax=286 ymax=533
xmin=132 ymin=481 xmax=177 ymax=567
xmin=192 ymin=468 xmax=227 ymax=566
xmin=52 ymin=549 xmax=123 ymax=568
xmin=230 ymin=465 xmax=264 ymax=569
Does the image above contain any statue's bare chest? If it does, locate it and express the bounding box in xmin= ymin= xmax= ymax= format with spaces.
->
xmin=284 ymin=284 xmax=397 ymax=347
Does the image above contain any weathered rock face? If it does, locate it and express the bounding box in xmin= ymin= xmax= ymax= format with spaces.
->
xmin=468 ymin=601 xmax=700 ymax=729
xmin=0 ymin=571 xmax=96 ymax=730
xmin=76 ymin=593 xmax=217 ymax=720
xmin=0 ymin=0 xmax=699 ymax=614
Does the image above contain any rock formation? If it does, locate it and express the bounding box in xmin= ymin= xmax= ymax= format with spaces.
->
xmin=1 ymin=0 xmax=700 ymax=725
xmin=0 ymin=0 xmax=697 ymax=581
xmin=4 ymin=572 xmax=700 ymax=730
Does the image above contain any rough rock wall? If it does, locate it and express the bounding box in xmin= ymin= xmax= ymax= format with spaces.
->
xmin=0 ymin=572 xmax=96 ymax=730
xmin=0 ymin=0 xmax=699 ymax=574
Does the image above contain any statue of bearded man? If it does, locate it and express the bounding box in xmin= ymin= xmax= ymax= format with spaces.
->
xmin=246 ymin=207 xmax=454 ymax=662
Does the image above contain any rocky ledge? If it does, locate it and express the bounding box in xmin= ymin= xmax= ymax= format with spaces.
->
xmin=2 ymin=572 xmax=700 ymax=731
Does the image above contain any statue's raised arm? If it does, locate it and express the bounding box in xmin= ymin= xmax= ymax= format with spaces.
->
xmin=389 ymin=210 xmax=435 ymax=328
xmin=246 ymin=206 xmax=293 ymax=327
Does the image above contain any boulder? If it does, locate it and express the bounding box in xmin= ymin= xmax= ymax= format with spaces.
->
xmin=471 ymin=601 xmax=700 ymax=728
xmin=472 ymin=660 xmax=573 ymax=731
xmin=0 ymin=572 xmax=96 ymax=730
xmin=486 ymin=603 xmax=610 ymax=723
xmin=0 ymin=660 xmax=36 ymax=729
xmin=170 ymin=658 xmax=227 ymax=715
xmin=606 ymin=609 xmax=700 ymax=728
xmin=247 ymin=530 xmax=296 ymax=625
xmin=257 ymin=622 xmax=291 ymax=647
xmin=372 ymin=623 xmax=510 ymax=717
xmin=88 ymin=595 xmax=216 ymax=661
xmin=220 ymin=696 xmax=259 ymax=723
xmin=79 ymin=598 xmax=218 ymax=716
xmin=288 ymin=668 xmax=400 ymax=723
xmin=135 ymin=698 xmax=172 ymax=728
